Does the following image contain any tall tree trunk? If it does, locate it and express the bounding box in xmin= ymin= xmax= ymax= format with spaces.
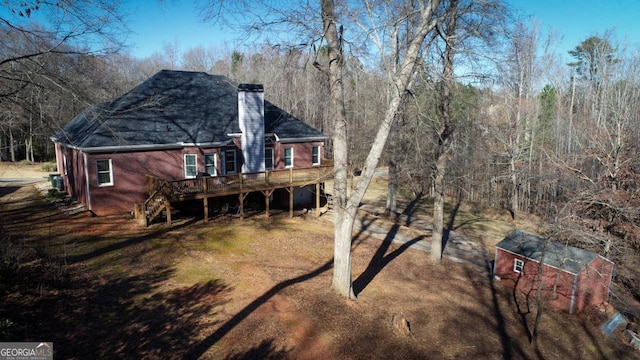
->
xmin=431 ymin=153 xmax=447 ymax=263
xmin=321 ymin=0 xmax=440 ymax=296
xmin=322 ymin=0 xmax=355 ymax=298
xmin=510 ymin=155 xmax=518 ymax=219
xmin=9 ymin=128 xmax=15 ymax=162
xmin=431 ymin=0 xmax=457 ymax=265
xmin=531 ymin=237 xmax=550 ymax=347
xmin=385 ymin=112 xmax=400 ymax=217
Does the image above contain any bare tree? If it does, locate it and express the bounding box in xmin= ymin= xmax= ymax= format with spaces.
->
xmin=0 ymin=0 xmax=129 ymax=161
xmin=199 ymin=0 xmax=440 ymax=297
xmin=428 ymin=0 xmax=508 ymax=264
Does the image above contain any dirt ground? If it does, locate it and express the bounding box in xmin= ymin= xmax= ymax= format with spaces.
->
xmin=1 ymin=163 xmax=638 ymax=359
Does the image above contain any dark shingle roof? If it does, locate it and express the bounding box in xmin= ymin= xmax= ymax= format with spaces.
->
xmin=495 ymin=230 xmax=603 ymax=274
xmin=54 ymin=70 xmax=326 ymax=150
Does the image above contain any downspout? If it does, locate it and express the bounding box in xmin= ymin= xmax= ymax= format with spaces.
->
xmin=605 ymin=260 xmax=614 ymax=302
xmin=83 ymin=153 xmax=92 ymax=212
xmin=568 ymin=275 xmax=578 ymax=314
xmin=493 ymin=249 xmax=499 ymax=278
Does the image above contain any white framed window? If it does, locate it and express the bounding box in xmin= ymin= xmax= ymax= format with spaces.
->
xmin=184 ymin=154 xmax=197 ymax=178
xmin=225 ymin=149 xmax=236 ymax=174
xmin=312 ymin=146 xmax=320 ymax=166
xmin=265 ymin=148 xmax=274 ymax=170
xmin=96 ymin=159 xmax=113 ymax=186
xmin=205 ymin=154 xmax=217 ymax=176
xmin=513 ymin=259 xmax=524 ymax=273
xmin=284 ymin=147 xmax=293 ymax=168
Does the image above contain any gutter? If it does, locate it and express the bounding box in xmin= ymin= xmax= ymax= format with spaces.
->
xmin=225 ymin=132 xmax=328 ymax=143
xmin=278 ymin=136 xmax=329 ymax=143
xmin=53 ymin=141 xmax=231 ymax=153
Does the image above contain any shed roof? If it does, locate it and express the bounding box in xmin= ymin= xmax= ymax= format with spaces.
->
xmin=53 ymin=70 xmax=326 ymax=151
xmin=495 ymin=230 xmax=605 ymax=275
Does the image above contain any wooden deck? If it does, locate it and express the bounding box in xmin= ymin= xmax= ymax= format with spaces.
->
xmin=134 ymin=165 xmax=334 ymax=226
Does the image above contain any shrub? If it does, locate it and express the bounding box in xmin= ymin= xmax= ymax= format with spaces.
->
xmin=41 ymin=162 xmax=58 ymax=172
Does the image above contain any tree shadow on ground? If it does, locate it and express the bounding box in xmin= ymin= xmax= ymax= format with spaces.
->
xmin=224 ymin=339 xmax=288 ymax=360
xmin=441 ymin=197 xmax=462 ymax=253
xmin=1 ymin=261 xmax=231 ymax=359
xmin=352 ymin=223 xmax=424 ymax=296
xmin=183 ymin=259 xmax=334 ymax=359
xmin=65 ymin=217 xmax=199 ymax=264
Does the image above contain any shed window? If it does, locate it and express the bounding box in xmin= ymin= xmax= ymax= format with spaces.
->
xmin=96 ymin=159 xmax=113 ymax=186
xmin=184 ymin=154 xmax=197 ymax=178
xmin=513 ymin=259 xmax=524 ymax=273
xmin=312 ymin=146 xmax=320 ymax=166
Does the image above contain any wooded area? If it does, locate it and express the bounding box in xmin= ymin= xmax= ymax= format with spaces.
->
xmin=2 ymin=0 xmax=639 ymax=316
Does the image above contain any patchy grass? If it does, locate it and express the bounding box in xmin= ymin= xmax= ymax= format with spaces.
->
xmin=1 ymin=180 xmax=637 ymax=359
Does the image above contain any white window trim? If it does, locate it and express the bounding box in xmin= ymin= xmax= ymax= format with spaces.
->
xmin=205 ymin=153 xmax=217 ymax=176
xmin=225 ymin=149 xmax=237 ymax=174
xmin=312 ymin=146 xmax=320 ymax=166
xmin=265 ymin=147 xmax=274 ymax=170
xmin=284 ymin=147 xmax=294 ymax=168
xmin=513 ymin=259 xmax=524 ymax=273
xmin=184 ymin=154 xmax=197 ymax=178
xmin=96 ymin=159 xmax=113 ymax=187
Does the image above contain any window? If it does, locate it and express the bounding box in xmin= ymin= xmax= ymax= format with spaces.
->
xmin=96 ymin=159 xmax=113 ymax=186
xmin=312 ymin=146 xmax=320 ymax=166
xmin=284 ymin=147 xmax=293 ymax=168
xmin=513 ymin=259 xmax=524 ymax=273
xmin=63 ymin=153 xmax=68 ymax=176
xmin=265 ymin=148 xmax=274 ymax=170
xmin=184 ymin=154 xmax=197 ymax=178
xmin=205 ymin=154 xmax=217 ymax=176
xmin=225 ymin=150 xmax=236 ymax=174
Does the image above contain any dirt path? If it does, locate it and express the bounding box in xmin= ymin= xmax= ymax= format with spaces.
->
xmin=355 ymin=204 xmax=490 ymax=269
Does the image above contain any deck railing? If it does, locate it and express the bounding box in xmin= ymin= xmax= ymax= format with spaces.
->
xmin=146 ymin=165 xmax=334 ymax=201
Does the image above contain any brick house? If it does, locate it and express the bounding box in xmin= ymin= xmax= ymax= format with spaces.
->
xmin=52 ymin=70 xmax=331 ymax=220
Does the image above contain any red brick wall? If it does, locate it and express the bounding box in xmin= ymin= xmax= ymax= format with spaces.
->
xmin=56 ymin=139 xmax=325 ymax=216
xmin=274 ymin=141 xmax=324 ymax=169
xmin=494 ymin=249 xmax=576 ymax=313
xmin=573 ymin=256 xmax=614 ymax=312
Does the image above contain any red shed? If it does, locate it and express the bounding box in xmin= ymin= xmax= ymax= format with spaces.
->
xmin=493 ymin=230 xmax=614 ymax=314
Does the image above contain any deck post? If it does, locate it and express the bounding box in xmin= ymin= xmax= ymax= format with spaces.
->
xmin=316 ymin=182 xmax=321 ymax=217
xmin=203 ymin=197 xmax=209 ymax=222
xmin=289 ymin=186 xmax=294 ymax=218
xmin=262 ymin=189 xmax=274 ymax=218
xmin=165 ymin=201 xmax=172 ymax=225
xmin=239 ymin=192 xmax=249 ymax=219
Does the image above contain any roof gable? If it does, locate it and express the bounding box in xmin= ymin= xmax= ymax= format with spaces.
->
xmin=54 ymin=70 xmax=326 ymax=150
xmin=495 ymin=230 xmax=603 ymax=274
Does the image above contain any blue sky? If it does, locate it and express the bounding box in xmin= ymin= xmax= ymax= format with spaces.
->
xmin=122 ymin=1 xmax=640 ymax=60
xmin=514 ymin=0 xmax=640 ymax=61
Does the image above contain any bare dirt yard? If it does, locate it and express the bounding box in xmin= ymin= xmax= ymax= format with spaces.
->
xmin=1 ymin=163 xmax=638 ymax=359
